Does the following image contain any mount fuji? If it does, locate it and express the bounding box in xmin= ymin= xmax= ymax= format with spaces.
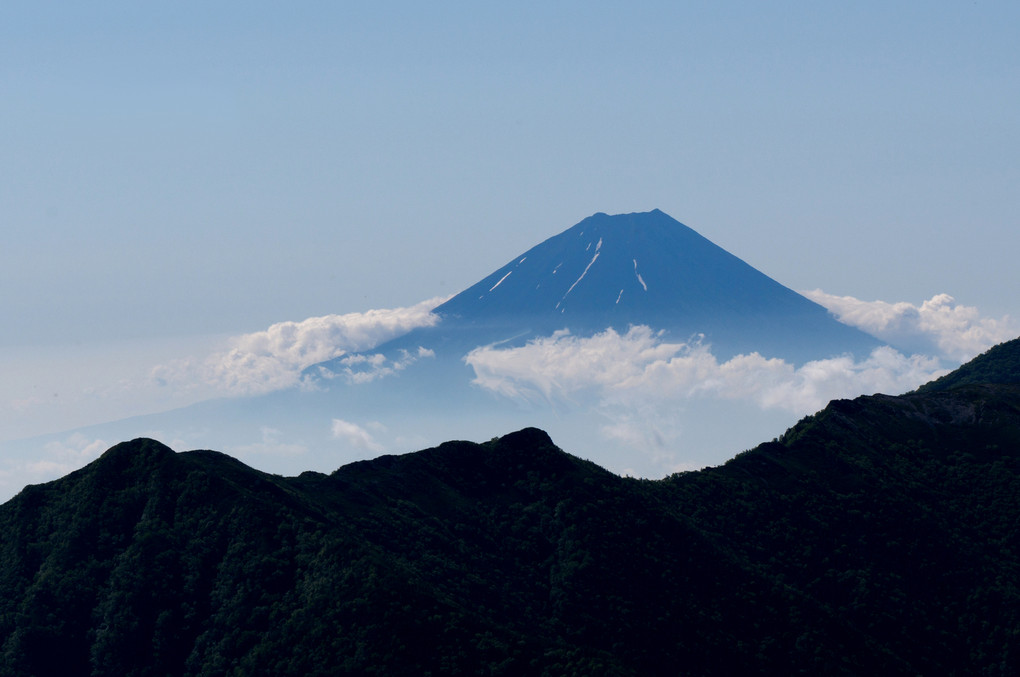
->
xmin=315 ymin=209 xmax=881 ymax=385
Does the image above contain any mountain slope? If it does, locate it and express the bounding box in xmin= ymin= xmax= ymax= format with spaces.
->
xmin=3 ymin=341 xmax=1020 ymax=674
xmin=669 ymin=382 xmax=1020 ymax=674
xmin=439 ymin=210 xmax=841 ymax=330
xmin=0 ymin=432 xmax=906 ymax=676
xmin=916 ymin=335 xmax=1020 ymax=392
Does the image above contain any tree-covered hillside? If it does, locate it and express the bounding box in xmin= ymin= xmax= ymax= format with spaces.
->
xmin=2 ymin=343 xmax=1020 ymax=675
xmin=917 ymin=336 xmax=1020 ymax=392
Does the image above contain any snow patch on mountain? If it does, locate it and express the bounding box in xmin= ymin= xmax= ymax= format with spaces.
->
xmin=563 ymin=252 xmax=600 ymax=301
xmin=489 ymin=271 xmax=513 ymax=292
xmin=633 ymin=259 xmax=648 ymax=291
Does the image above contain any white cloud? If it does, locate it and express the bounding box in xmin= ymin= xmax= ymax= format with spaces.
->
xmin=42 ymin=433 xmax=110 ymax=467
xmin=466 ymin=327 xmax=685 ymax=403
xmin=467 ymin=326 xmax=945 ymax=414
xmin=152 ymin=297 xmax=447 ymax=396
xmin=331 ymin=418 xmax=385 ymax=452
xmin=0 ymin=433 xmax=110 ymax=500
xmin=465 ymin=326 xmax=948 ymax=452
xmin=804 ymin=290 xmax=1018 ymax=362
xmin=318 ymin=346 xmax=436 ymax=385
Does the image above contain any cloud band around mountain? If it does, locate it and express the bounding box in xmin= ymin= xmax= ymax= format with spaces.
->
xmin=152 ymin=296 xmax=448 ymax=396
xmin=803 ymin=291 xmax=1018 ymax=362
xmin=464 ymin=325 xmax=947 ymax=416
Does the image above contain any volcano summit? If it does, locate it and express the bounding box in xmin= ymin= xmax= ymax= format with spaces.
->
xmin=318 ymin=209 xmax=881 ymax=380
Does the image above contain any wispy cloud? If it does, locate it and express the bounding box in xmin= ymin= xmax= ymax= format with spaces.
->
xmin=804 ymin=291 xmax=1018 ymax=362
xmin=40 ymin=433 xmax=110 ymax=473
xmin=228 ymin=427 xmax=308 ymax=460
xmin=0 ymin=433 xmax=109 ymax=501
xmin=317 ymin=346 xmax=436 ymax=385
xmin=152 ymin=297 xmax=447 ymax=396
xmin=331 ymin=418 xmax=385 ymax=452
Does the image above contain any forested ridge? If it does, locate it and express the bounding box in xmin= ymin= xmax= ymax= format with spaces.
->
xmin=2 ymin=342 xmax=1020 ymax=675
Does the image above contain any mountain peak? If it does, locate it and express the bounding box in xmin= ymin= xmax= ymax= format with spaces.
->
xmin=313 ymin=210 xmax=883 ymax=391
xmin=429 ymin=209 xmax=880 ymax=361
xmin=92 ymin=437 xmax=177 ymax=477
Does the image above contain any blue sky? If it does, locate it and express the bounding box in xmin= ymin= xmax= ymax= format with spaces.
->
xmin=2 ymin=2 xmax=1019 ymax=495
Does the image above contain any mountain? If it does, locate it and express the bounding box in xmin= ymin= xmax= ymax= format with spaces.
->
xmin=915 ymin=335 xmax=1020 ymax=393
xmin=0 ymin=210 xmax=895 ymax=503
xmin=2 ymin=339 xmax=1019 ymax=675
xmin=316 ymin=209 xmax=882 ymax=379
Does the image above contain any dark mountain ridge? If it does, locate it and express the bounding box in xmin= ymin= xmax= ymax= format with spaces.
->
xmin=916 ymin=335 xmax=1020 ymax=393
xmin=2 ymin=339 xmax=1020 ymax=674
